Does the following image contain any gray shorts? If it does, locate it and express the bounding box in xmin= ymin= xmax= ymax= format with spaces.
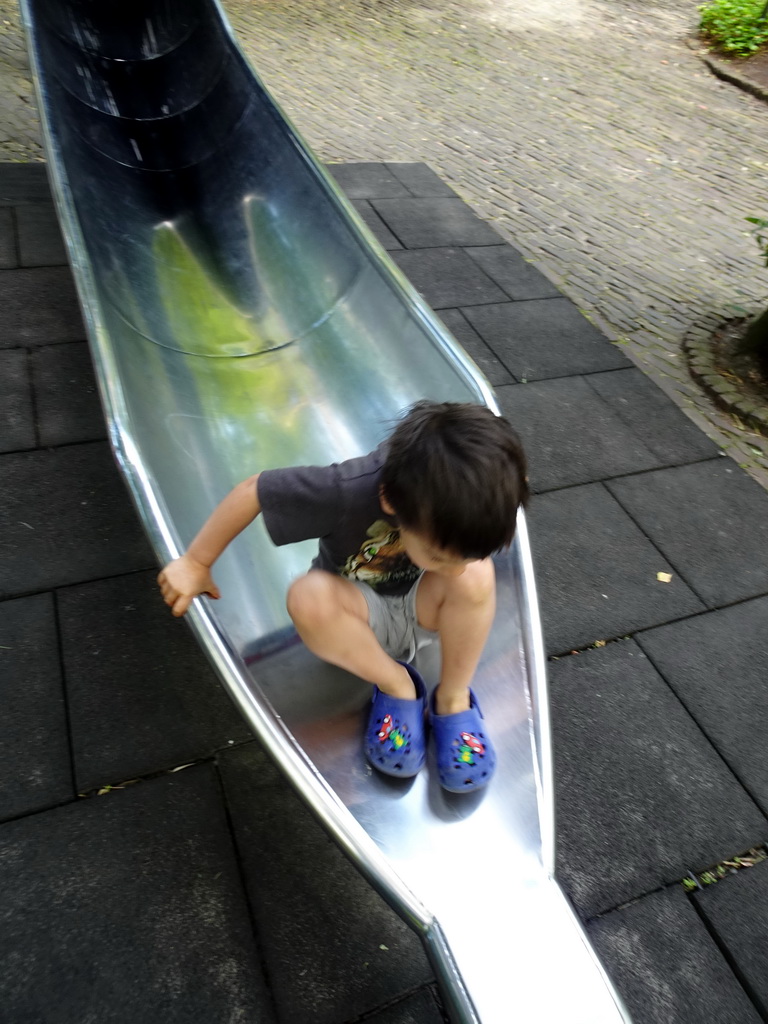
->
xmin=351 ymin=575 xmax=438 ymax=663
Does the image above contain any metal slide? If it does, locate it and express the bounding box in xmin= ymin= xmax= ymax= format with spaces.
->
xmin=22 ymin=2 xmax=631 ymax=1020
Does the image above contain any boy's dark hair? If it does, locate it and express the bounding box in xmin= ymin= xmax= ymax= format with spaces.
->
xmin=381 ymin=401 xmax=529 ymax=559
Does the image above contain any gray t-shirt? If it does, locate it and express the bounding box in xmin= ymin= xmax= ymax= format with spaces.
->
xmin=258 ymin=447 xmax=422 ymax=596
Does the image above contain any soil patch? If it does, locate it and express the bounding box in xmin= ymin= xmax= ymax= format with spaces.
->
xmin=712 ymin=319 xmax=768 ymax=399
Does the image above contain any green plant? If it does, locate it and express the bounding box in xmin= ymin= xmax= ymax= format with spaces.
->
xmin=683 ymin=847 xmax=768 ymax=894
xmin=699 ymin=0 xmax=768 ymax=55
xmin=746 ymin=216 xmax=768 ymax=266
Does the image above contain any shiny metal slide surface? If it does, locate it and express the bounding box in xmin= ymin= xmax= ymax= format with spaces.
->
xmin=22 ymin=1 xmax=631 ymax=1020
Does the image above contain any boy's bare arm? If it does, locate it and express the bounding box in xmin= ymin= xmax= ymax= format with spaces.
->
xmin=158 ymin=473 xmax=262 ymax=617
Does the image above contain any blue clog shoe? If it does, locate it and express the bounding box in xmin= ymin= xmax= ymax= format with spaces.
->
xmin=365 ymin=662 xmax=427 ymax=778
xmin=430 ymin=689 xmax=496 ymax=793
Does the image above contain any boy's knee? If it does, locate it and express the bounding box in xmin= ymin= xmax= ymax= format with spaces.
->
xmin=286 ymin=571 xmax=336 ymax=629
xmin=287 ymin=571 xmax=370 ymax=635
xmin=453 ymin=559 xmax=495 ymax=606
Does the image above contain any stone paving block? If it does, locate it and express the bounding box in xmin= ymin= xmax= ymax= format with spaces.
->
xmin=386 ymin=162 xmax=457 ymax=197
xmin=462 ymin=297 xmax=631 ymax=381
xmin=31 ymin=341 xmax=106 ymax=446
xmin=550 ymin=641 xmax=768 ymax=917
xmin=390 ymin=246 xmax=507 ymax=308
xmin=588 ymin=887 xmax=763 ymax=1024
xmin=59 ymin=571 xmax=252 ymax=792
xmin=219 ymin=741 xmax=432 ymax=1024
xmin=371 ymin=197 xmax=500 ymax=248
xmin=351 ymin=199 xmax=403 ymax=249
xmin=526 ymin=483 xmax=704 ymax=654
xmin=0 ymin=443 xmax=154 ymax=598
xmin=0 ymin=593 xmax=73 ymax=822
xmin=0 ymin=207 xmax=16 ymax=267
xmin=585 ymin=368 xmax=719 ymax=464
xmin=637 ymin=597 xmax=768 ymax=817
xmin=464 ymin=244 xmax=560 ymax=301
xmin=694 ymin=862 xmax=768 ymax=1014
xmin=0 ymin=265 xmax=84 ymax=346
xmin=437 ymin=307 xmax=515 ymax=386
xmin=0 ymin=347 xmax=35 ymax=452
xmin=0 ymin=162 xmax=51 ymax=205
xmin=328 ymin=161 xmax=409 ymax=199
xmin=0 ymin=765 xmax=274 ymax=1024
xmin=607 ymin=460 xmax=768 ymax=607
xmin=495 ymin=376 xmax=662 ymax=492
xmin=16 ymin=202 xmax=67 ymax=266
xmin=364 ymin=987 xmax=445 ymax=1024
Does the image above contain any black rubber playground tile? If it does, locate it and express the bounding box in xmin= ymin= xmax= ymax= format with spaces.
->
xmin=351 ymin=199 xmax=404 ymax=249
xmin=59 ymin=571 xmax=251 ymax=792
xmin=526 ymin=483 xmax=704 ymax=654
xmin=0 ymin=443 xmax=154 ymax=599
xmin=0 ymin=765 xmax=274 ymax=1024
xmin=0 ymin=265 xmax=84 ymax=346
xmin=371 ymin=197 xmax=500 ymax=248
xmin=329 ymin=161 xmax=409 ymax=199
xmin=464 ymin=244 xmax=560 ymax=301
xmin=31 ymin=342 xmax=107 ymax=446
xmin=386 ymin=162 xmax=457 ymax=197
xmin=391 ymin=247 xmax=508 ymax=309
xmin=495 ymin=376 xmax=663 ymax=492
xmin=0 ymin=162 xmax=51 ymax=205
xmin=364 ymin=988 xmax=445 ymax=1024
xmin=588 ymin=887 xmax=764 ymax=1024
xmin=0 ymin=594 xmax=73 ymax=822
xmin=607 ymin=460 xmax=768 ymax=608
xmin=0 ymin=207 xmax=16 ymax=267
xmin=550 ymin=641 xmax=768 ymax=918
xmin=585 ymin=368 xmax=719 ymax=464
xmin=637 ymin=597 xmax=768 ymax=817
xmin=219 ymin=741 xmax=432 ymax=1024
xmin=0 ymin=348 xmax=35 ymax=452
xmin=694 ymin=862 xmax=768 ymax=1014
xmin=438 ymin=308 xmax=515 ymax=386
xmin=16 ymin=203 xmax=67 ymax=266
xmin=462 ymin=297 xmax=631 ymax=381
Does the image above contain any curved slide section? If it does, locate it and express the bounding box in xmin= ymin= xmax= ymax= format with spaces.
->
xmin=22 ymin=2 xmax=631 ymax=1021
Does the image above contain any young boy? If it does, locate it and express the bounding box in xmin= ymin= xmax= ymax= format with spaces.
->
xmin=158 ymin=401 xmax=528 ymax=793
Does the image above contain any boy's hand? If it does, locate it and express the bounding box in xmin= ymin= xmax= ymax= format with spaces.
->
xmin=158 ymin=555 xmax=221 ymax=617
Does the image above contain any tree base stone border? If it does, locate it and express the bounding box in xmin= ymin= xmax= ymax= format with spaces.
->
xmin=702 ymin=53 xmax=768 ymax=104
xmin=686 ymin=37 xmax=768 ymax=106
xmin=683 ymin=314 xmax=768 ymax=438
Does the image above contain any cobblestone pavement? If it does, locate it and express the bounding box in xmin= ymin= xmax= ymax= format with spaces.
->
xmin=0 ymin=10 xmax=41 ymax=160
xmin=4 ymin=0 xmax=768 ymax=486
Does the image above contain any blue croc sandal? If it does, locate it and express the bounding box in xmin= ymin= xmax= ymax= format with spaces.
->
xmin=431 ymin=689 xmax=496 ymax=793
xmin=365 ymin=662 xmax=427 ymax=778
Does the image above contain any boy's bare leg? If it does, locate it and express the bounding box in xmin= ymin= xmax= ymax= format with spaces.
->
xmin=286 ymin=570 xmax=416 ymax=699
xmin=416 ymin=559 xmax=496 ymax=715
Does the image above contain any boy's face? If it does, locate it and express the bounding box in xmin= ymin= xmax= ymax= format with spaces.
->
xmin=398 ymin=526 xmax=476 ymax=578
xmin=380 ymin=488 xmax=477 ymax=576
